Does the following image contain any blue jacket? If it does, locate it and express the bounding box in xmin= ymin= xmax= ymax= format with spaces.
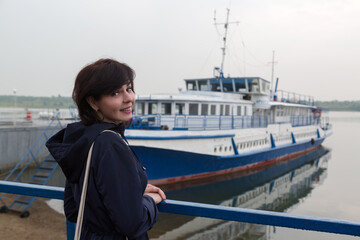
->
xmin=46 ymin=122 xmax=158 ymax=240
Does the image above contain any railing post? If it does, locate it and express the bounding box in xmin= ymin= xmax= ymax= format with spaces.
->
xmin=66 ymin=220 xmax=76 ymax=240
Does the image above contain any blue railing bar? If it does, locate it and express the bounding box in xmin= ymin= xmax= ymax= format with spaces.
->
xmin=0 ymin=181 xmax=359 ymax=237
xmin=159 ymin=200 xmax=360 ymax=237
xmin=0 ymin=181 xmax=63 ymax=200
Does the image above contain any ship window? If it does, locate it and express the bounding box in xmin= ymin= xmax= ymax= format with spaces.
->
xmin=225 ymin=105 xmax=230 ymax=115
xmin=209 ymin=79 xmax=221 ymax=92
xmin=224 ymin=146 xmax=227 ymax=151
xmin=220 ymin=105 xmax=224 ymax=115
xmin=237 ymin=106 xmax=242 ymax=115
xmin=201 ymin=104 xmax=209 ymax=115
xmin=148 ymin=103 xmax=157 ymax=114
xmin=222 ymin=79 xmax=234 ymax=92
xmin=210 ymin=105 xmax=216 ymax=115
xmin=199 ymin=80 xmax=209 ymax=91
xmin=249 ymin=78 xmax=260 ymax=93
xmin=175 ymin=103 xmax=185 ymax=115
xmin=186 ymin=81 xmax=197 ymax=91
xmin=137 ymin=102 xmax=145 ymax=115
xmin=161 ymin=103 xmax=172 ymax=115
xmin=234 ymin=79 xmax=246 ymax=92
xmin=262 ymin=81 xmax=269 ymax=93
xmin=189 ymin=103 xmax=199 ymax=115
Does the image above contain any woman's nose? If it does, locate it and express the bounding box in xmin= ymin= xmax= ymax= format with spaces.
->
xmin=123 ymin=90 xmax=134 ymax=103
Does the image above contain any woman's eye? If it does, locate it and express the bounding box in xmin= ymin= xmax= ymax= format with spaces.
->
xmin=126 ymin=87 xmax=133 ymax=92
xmin=111 ymin=91 xmax=120 ymax=96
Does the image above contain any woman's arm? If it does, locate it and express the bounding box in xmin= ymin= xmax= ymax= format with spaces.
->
xmin=64 ymin=180 xmax=78 ymax=222
xmin=93 ymin=135 xmax=159 ymax=238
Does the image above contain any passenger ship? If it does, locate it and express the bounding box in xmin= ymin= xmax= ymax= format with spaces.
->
xmin=125 ymin=11 xmax=332 ymax=185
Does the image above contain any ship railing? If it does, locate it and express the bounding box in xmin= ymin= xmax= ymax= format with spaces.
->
xmin=290 ymin=115 xmax=320 ymax=127
xmin=320 ymin=116 xmax=332 ymax=131
xmin=129 ymin=114 xmax=320 ymax=130
xmin=275 ymin=90 xmax=315 ymax=106
xmin=129 ymin=115 xmax=268 ymax=130
xmin=0 ymin=181 xmax=359 ymax=239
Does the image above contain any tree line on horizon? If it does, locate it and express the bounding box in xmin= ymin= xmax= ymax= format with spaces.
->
xmin=0 ymin=95 xmax=358 ymax=111
xmin=0 ymin=95 xmax=75 ymax=109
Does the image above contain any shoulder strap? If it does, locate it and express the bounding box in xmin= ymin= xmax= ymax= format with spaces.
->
xmin=74 ymin=141 xmax=95 ymax=240
xmin=73 ymin=129 xmax=125 ymax=240
xmin=102 ymin=129 xmax=129 ymax=145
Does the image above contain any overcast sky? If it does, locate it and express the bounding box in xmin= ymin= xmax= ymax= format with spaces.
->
xmin=0 ymin=0 xmax=359 ymax=101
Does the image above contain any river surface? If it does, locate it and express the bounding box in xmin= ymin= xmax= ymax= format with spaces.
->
xmin=147 ymin=111 xmax=360 ymax=240
xmin=10 ymin=111 xmax=359 ymax=240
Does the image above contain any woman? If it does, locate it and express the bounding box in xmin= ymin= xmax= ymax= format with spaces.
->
xmin=46 ymin=58 xmax=166 ymax=239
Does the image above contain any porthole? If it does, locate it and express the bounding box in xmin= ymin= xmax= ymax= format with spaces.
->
xmin=224 ymin=146 xmax=227 ymax=151
xmin=219 ymin=146 xmax=222 ymax=152
xmin=214 ymin=147 xmax=217 ymax=153
xmin=229 ymin=146 xmax=232 ymax=151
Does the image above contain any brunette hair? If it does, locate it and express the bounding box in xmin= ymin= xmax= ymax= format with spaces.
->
xmin=72 ymin=58 xmax=135 ymax=125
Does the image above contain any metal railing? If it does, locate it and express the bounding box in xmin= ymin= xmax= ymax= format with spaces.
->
xmin=129 ymin=115 xmax=269 ymax=130
xmin=275 ymin=90 xmax=315 ymax=106
xmin=0 ymin=180 xmax=359 ymax=239
xmin=129 ymin=114 xmax=323 ymax=130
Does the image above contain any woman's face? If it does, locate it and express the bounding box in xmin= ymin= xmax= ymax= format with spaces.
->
xmin=95 ymin=83 xmax=135 ymax=125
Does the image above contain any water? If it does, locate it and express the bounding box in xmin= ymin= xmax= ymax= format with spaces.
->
xmin=14 ymin=111 xmax=359 ymax=239
xmin=147 ymin=111 xmax=360 ymax=240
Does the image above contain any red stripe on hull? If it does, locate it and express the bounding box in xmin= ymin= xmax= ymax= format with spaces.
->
xmin=150 ymin=145 xmax=321 ymax=187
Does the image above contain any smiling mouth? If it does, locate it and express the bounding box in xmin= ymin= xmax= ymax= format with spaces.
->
xmin=120 ymin=107 xmax=132 ymax=112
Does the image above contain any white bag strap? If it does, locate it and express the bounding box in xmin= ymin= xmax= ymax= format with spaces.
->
xmin=73 ymin=129 xmax=122 ymax=240
xmin=74 ymin=141 xmax=95 ymax=240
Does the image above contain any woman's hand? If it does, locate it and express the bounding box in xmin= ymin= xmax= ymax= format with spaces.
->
xmin=144 ymin=184 xmax=166 ymax=204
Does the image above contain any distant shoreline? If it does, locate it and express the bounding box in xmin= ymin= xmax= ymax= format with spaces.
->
xmin=0 ymin=95 xmax=75 ymax=109
xmin=0 ymin=95 xmax=359 ymax=111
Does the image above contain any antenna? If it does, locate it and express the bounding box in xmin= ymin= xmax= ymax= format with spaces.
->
xmin=269 ymin=50 xmax=278 ymax=100
xmin=214 ymin=8 xmax=239 ymax=78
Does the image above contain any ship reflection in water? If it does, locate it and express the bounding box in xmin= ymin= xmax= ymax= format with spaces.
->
xmin=149 ymin=146 xmax=331 ymax=240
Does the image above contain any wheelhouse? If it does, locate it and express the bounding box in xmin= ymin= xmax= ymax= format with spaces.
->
xmin=185 ymin=77 xmax=270 ymax=95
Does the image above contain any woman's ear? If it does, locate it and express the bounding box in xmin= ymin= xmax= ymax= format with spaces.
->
xmin=86 ymin=96 xmax=99 ymax=111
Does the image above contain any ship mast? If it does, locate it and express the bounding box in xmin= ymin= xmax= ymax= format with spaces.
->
xmin=269 ymin=50 xmax=277 ymax=100
xmin=214 ymin=8 xmax=239 ymax=78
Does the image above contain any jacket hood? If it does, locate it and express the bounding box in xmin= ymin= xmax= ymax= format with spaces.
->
xmin=46 ymin=121 xmax=125 ymax=183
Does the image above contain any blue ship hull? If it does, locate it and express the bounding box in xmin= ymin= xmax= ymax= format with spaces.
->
xmin=164 ymin=145 xmax=329 ymax=203
xmin=132 ymin=136 xmax=326 ymax=185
